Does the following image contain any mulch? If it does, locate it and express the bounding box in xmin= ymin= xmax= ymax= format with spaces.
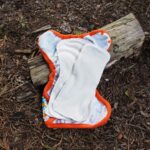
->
xmin=0 ymin=0 xmax=150 ymax=149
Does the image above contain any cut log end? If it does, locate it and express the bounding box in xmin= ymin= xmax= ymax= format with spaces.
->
xmin=28 ymin=55 xmax=50 ymax=86
xmin=28 ymin=13 xmax=145 ymax=86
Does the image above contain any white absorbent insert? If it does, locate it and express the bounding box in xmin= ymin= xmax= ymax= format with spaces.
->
xmin=38 ymin=31 xmax=111 ymax=124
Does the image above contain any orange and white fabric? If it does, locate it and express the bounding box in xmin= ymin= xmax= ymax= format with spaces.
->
xmin=38 ymin=29 xmax=112 ymax=128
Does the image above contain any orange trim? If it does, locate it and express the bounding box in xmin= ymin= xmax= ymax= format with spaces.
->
xmin=44 ymin=91 xmax=111 ymax=128
xmin=38 ymin=29 xmax=112 ymax=128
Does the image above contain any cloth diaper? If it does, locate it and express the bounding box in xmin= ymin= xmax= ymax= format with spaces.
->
xmin=38 ymin=29 xmax=112 ymax=128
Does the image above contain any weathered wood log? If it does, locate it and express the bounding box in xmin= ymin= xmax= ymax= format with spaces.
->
xmin=28 ymin=13 xmax=145 ymax=86
xmin=28 ymin=55 xmax=50 ymax=86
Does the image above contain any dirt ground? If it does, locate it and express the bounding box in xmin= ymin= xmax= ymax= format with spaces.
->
xmin=0 ymin=0 xmax=150 ymax=149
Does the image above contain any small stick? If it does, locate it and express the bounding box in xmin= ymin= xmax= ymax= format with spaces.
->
xmin=32 ymin=25 xmax=52 ymax=33
xmin=15 ymin=49 xmax=32 ymax=54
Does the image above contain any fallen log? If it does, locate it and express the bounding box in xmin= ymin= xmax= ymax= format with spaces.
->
xmin=28 ymin=13 xmax=145 ymax=86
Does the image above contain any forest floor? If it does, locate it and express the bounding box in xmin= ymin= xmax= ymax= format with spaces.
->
xmin=0 ymin=0 xmax=150 ymax=149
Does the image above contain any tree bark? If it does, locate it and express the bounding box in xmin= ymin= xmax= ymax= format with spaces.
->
xmin=28 ymin=13 xmax=145 ymax=86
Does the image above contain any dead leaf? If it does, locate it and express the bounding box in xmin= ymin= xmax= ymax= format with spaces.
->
xmin=117 ymin=133 xmax=123 ymax=140
xmin=0 ymin=35 xmax=7 ymax=48
xmin=140 ymin=111 xmax=150 ymax=118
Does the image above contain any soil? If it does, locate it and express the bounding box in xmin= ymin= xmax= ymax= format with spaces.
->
xmin=0 ymin=0 xmax=150 ymax=149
